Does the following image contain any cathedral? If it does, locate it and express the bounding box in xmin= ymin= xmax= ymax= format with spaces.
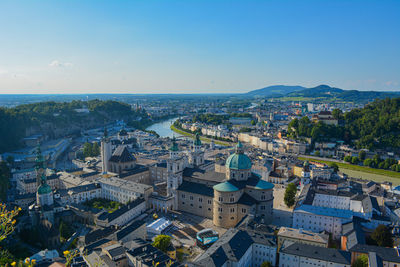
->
xmin=153 ymin=134 xmax=275 ymax=228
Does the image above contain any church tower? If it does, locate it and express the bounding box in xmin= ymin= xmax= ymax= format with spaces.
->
xmin=166 ymin=137 xmax=184 ymax=209
xmin=188 ymin=133 xmax=205 ymax=167
xmin=35 ymin=145 xmax=45 ymax=187
xmin=101 ymin=127 xmax=112 ymax=174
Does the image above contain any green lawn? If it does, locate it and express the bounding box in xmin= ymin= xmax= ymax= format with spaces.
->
xmin=170 ymin=125 xmax=232 ymax=147
xmin=299 ymin=156 xmax=400 ymax=184
xmin=83 ymin=198 xmax=123 ymax=213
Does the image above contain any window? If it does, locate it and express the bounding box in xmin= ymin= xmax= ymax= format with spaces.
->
xmin=208 ymin=200 xmax=212 ymax=204
xmin=230 ymin=197 xmax=234 ymax=202
xmin=219 ymin=197 xmax=223 ymax=202
xmin=230 ymin=208 xmax=235 ymax=213
xmin=189 ymin=196 xmax=193 ymax=200
xmin=199 ymin=198 xmax=203 ymax=202
xmin=242 ymin=208 xmax=247 ymax=213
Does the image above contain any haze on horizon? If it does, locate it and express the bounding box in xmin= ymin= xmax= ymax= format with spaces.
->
xmin=0 ymin=0 xmax=399 ymax=95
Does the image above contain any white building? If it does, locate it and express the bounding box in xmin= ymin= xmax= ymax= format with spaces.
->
xmin=96 ymin=197 xmax=146 ymax=227
xmin=12 ymin=168 xmax=36 ymax=183
xmin=98 ymin=177 xmax=153 ymax=205
xmin=293 ymin=205 xmax=353 ymax=239
xmin=193 ymin=228 xmax=277 ymax=267
xmin=279 ymin=243 xmax=351 ymax=267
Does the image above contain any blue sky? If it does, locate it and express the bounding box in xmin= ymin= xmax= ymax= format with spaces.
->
xmin=0 ymin=0 xmax=399 ymax=94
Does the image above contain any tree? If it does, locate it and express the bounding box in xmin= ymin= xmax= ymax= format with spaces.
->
xmin=329 ymin=162 xmax=339 ymax=173
xmin=260 ymin=261 xmax=272 ymax=267
xmin=351 ymin=255 xmax=368 ymax=267
xmin=0 ymin=161 xmax=11 ymax=202
xmin=83 ymin=142 xmax=93 ymax=158
xmin=351 ymin=156 xmax=359 ymax=165
xmin=284 ymin=183 xmax=297 ymax=208
xmin=358 ymin=150 xmax=366 ymax=161
xmin=332 ymin=108 xmax=343 ymax=120
xmin=152 ymin=235 xmax=171 ymax=252
xmin=373 ymin=154 xmax=381 ymax=167
xmin=371 ymin=225 xmax=393 ymax=247
xmin=6 ymin=156 xmax=14 ymax=166
xmin=363 ymin=158 xmax=373 ymax=167
xmin=59 ymin=220 xmax=74 ymax=241
xmin=344 ymin=155 xmax=352 ymax=162
xmin=92 ymin=142 xmax=100 ymax=156
xmin=251 ymin=120 xmax=256 ymax=126
xmin=0 ymin=203 xmax=20 ymax=242
xmin=239 ymin=127 xmax=252 ymax=133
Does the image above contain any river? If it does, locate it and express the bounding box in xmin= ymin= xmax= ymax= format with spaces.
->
xmin=145 ymin=117 xmax=181 ymax=138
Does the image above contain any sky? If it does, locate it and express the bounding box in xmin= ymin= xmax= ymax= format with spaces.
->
xmin=0 ymin=0 xmax=399 ymax=94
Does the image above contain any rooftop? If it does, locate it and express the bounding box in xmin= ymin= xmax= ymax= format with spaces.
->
xmin=281 ymin=243 xmax=351 ymax=265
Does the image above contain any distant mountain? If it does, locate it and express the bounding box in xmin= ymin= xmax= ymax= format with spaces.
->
xmin=247 ymin=84 xmax=400 ymax=102
xmin=246 ymin=85 xmax=306 ymax=96
xmin=287 ymin=84 xmax=400 ymax=102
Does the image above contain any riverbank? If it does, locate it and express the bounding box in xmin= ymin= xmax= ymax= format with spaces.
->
xmin=299 ymin=156 xmax=400 ymax=185
xmin=170 ymin=124 xmax=232 ymax=147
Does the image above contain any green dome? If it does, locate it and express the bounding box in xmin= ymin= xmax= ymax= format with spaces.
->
xmin=253 ymin=179 xmax=274 ymax=190
xmin=194 ymin=133 xmax=202 ymax=146
xmin=169 ymin=136 xmax=179 ymax=152
xmin=213 ymin=181 xmax=239 ymax=192
xmin=38 ymin=183 xmax=52 ymax=195
xmin=226 ymin=153 xmax=252 ymax=170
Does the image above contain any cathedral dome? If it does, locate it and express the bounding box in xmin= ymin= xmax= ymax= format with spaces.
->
xmin=213 ymin=181 xmax=239 ymax=192
xmin=226 ymin=142 xmax=252 ymax=170
xmin=38 ymin=183 xmax=52 ymax=195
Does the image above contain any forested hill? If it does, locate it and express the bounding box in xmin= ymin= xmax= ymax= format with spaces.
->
xmin=345 ymin=97 xmax=400 ymax=149
xmin=288 ymin=97 xmax=400 ymax=150
xmin=286 ymin=85 xmax=400 ymax=102
xmin=0 ymin=100 xmax=148 ymax=153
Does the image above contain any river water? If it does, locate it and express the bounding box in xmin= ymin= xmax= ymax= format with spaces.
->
xmin=145 ymin=117 xmax=181 ymax=138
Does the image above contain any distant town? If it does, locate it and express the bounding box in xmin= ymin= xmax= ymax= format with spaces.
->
xmin=1 ymin=89 xmax=400 ymax=267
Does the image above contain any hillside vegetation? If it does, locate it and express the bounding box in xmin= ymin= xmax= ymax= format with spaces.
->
xmin=288 ymin=97 xmax=400 ymax=150
xmin=0 ymin=100 xmax=148 ymax=153
xmin=286 ymin=85 xmax=400 ymax=102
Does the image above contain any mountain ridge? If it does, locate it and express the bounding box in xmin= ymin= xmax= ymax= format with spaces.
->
xmin=247 ymin=84 xmax=400 ymax=101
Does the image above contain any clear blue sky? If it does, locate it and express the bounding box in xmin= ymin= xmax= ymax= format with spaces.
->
xmin=0 ymin=0 xmax=399 ymax=94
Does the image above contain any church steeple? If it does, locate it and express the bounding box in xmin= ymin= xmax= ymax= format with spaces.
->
xmin=104 ymin=127 xmax=108 ymax=138
xmin=34 ymin=144 xmax=45 ymax=186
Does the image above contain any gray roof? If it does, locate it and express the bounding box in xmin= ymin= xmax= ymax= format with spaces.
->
xmin=194 ymin=228 xmax=276 ymax=267
xmin=177 ymin=181 xmax=214 ymax=197
xmin=128 ymin=244 xmax=179 ymax=267
xmin=183 ymin=167 xmax=225 ymax=184
xmin=115 ymin=219 xmax=146 ymax=240
xmin=281 ymin=243 xmax=351 ymax=265
xmin=97 ymin=198 xmax=145 ymax=223
xmin=104 ymin=243 xmax=126 ymax=259
xmin=84 ymin=226 xmax=115 ymax=245
xmin=109 ymin=145 xmax=136 ymax=163
xmin=350 ymin=244 xmax=400 ymax=263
